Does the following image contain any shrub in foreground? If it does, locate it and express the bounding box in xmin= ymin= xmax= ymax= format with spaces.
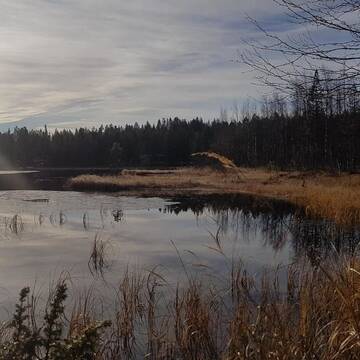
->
xmin=0 ymin=282 xmax=110 ymax=360
xmin=2 ymin=259 xmax=360 ymax=359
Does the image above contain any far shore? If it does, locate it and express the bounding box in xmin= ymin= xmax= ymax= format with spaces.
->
xmin=69 ymin=167 xmax=360 ymax=227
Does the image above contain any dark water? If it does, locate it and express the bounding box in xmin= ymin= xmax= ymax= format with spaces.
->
xmin=0 ymin=168 xmax=121 ymax=190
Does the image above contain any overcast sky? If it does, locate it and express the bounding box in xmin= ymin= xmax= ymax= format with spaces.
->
xmin=0 ymin=0 xmax=287 ymax=130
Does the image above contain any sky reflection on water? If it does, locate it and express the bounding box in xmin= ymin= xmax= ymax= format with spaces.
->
xmin=0 ymin=190 xmax=357 ymax=314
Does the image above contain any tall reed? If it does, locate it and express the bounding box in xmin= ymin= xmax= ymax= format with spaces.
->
xmin=3 ymin=257 xmax=360 ymax=359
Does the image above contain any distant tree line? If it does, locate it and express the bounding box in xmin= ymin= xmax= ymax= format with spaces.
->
xmin=0 ymin=71 xmax=359 ymax=171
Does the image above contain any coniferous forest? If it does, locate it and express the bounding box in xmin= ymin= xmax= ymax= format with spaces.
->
xmin=2 ymin=73 xmax=359 ymax=171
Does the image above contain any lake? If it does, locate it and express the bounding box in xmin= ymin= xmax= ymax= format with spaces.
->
xmin=0 ymin=186 xmax=358 ymax=315
xmin=0 ymin=168 xmax=121 ymax=190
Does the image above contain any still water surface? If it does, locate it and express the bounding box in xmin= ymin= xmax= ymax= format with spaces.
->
xmin=0 ymin=190 xmax=356 ymax=312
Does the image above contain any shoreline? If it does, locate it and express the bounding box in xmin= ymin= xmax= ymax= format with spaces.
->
xmin=68 ymin=167 xmax=360 ymax=226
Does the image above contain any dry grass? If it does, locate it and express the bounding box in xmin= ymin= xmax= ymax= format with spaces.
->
xmin=298 ymin=185 xmax=360 ymax=226
xmin=69 ymin=167 xmax=360 ymax=226
xmin=7 ymin=257 xmax=360 ymax=359
xmin=68 ymin=167 xmax=242 ymax=193
xmin=191 ymin=151 xmax=240 ymax=172
xmin=254 ymin=171 xmax=360 ymax=226
xmin=91 ymin=257 xmax=360 ymax=358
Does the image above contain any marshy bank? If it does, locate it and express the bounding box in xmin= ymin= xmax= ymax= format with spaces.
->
xmin=69 ymin=167 xmax=360 ymax=226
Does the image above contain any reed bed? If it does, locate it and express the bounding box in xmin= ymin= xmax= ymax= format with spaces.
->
xmin=3 ymin=256 xmax=360 ymax=359
xmin=69 ymin=167 xmax=360 ymax=227
xmin=68 ymin=167 xmax=242 ymax=193
xmin=297 ymin=185 xmax=360 ymax=226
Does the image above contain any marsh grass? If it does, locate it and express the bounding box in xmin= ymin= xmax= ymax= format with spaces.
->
xmin=244 ymin=170 xmax=360 ymax=227
xmin=298 ymin=184 xmax=360 ymax=226
xmin=68 ymin=167 xmax=243 ymax=194
xmin=69 ymin=167 xmax=360 ymax=226
xmin=5 ymin=256 xmax=360 ymax=359
xmin=88 ymin=235 xmax=110 ymax=278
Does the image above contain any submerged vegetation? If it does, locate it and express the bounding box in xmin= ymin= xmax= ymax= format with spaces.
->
xmin=88 ymin=235 xmax=110 ymax=278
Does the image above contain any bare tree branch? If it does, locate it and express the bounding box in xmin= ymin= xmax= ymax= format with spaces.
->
xmin=242 ymin=0 xmax=360 ymax=95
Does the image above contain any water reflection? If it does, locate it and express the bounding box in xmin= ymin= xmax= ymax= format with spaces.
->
xmin=290 ymin=218 xmax=360 ymax=264
xmin=0 ymin=190 xmax=357 ymax=310
xmin=166 ymin=194 xmax=360 ymax=265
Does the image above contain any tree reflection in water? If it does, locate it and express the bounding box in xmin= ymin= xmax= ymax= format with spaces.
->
xmin=165 ymin=194 xmax=360 ymax=266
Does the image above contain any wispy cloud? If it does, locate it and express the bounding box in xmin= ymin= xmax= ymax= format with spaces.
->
xmin=0 ymin=0 xmax=284 ymax=129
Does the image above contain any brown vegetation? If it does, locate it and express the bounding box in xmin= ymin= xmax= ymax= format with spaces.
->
xmin=68 ymin=167 xmax=239 ymax=194
xmin=6 ymin=257 xmax=360 ymax=359
xmin=69 ymin=167 xmax=360 ymax=226
xmin=191 ymin=151 xmax=240 ymax=172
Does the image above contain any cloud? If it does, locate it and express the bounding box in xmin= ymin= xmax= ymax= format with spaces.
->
xmin=0 ymin=0 xmax=283 ymax=129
